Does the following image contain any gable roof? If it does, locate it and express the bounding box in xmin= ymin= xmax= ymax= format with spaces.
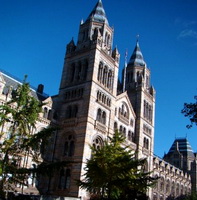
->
xmin=0 ymin=69 xmax=49 ymax=101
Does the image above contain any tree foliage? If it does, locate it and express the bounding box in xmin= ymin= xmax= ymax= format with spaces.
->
xmin=78 ymin=131 xmax=157 ymax=200
xmin=181 ymin=96 xmax=197 ymax=128
xmin=0 ymin=77 xmax=54 ymax=198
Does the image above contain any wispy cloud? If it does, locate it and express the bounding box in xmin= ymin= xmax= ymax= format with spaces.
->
xmin=175 ymin=18 xmax=197 ymax=28
xmin=175 ymin=18 xmax=197 ymax=44
xmin=183 ymin=21 xmax=197 ymax=28
xmin=178 ymin=29 xmax=197 ymax=39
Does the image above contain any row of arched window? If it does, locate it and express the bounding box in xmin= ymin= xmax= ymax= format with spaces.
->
xmin=96 ymin=90 xmax=111 ymax=107
xmin=65 ymin=88 xmax=84 ymax=101
xmin=69 ymin=60 xmax=88 ymax=83
xmin=119 ymin=103 xmax=129 ymax=119
xmin=143 ymin=137 xmax=149 ymax=150
xmin=154 ymin=178 xmax=190 ymax=198
xmin=114 ymin=122 xmax=135 ymax=143
xmin=66 ymin=105 xmax=78 ymax=119
xmin=97 ymin=62 xmax=114 ymax=90
xmin=58 ymin=168 xmax=71 ymax=190
xmin=143 ymin=124 xmax=152 ymax=135
xmin=143 ymin=100 xmax=152 ymax=123
xmin=64 ymin=134 xmax=75 ymax=157
xmin=97 ymin=108 xmax=106 ymax=125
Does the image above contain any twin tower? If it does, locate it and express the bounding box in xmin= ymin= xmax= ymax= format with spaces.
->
xmin=39 ymin=1 xmax=155 ymax=199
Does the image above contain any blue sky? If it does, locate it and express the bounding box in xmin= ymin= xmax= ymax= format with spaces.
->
xmin=0 ymin=0 xmax=197 ymax=157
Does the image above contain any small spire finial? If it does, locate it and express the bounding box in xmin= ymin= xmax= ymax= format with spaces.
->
xmin=136 ymin=34 xmax=140 ymax=42
xmin=123 ymin=49 xmax=128 ymax=92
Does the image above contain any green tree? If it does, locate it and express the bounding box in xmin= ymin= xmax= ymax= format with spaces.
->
xmin=181 ymin=96 xmax=197 ymax=128
xmin=183 ymin=192 xmax=197 ymax=200
xmin=78 ymin=131 xmax=156 ymax=200
xmin=0 ymin=77 xmax=54 ymax=198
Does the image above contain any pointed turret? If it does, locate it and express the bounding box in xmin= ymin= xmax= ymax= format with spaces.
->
xmin=128 ymin=40 xmax=146 ymax=67
xmin=112 ymin=47 xmax=120 ymax=63
xmin=66 ymin=38 xmax=76 ymax=54
xmin=85 ymin=0 xmax=108 ymax=25
xmin=77 ymin=0 xmax=113 ymax=54
xmin=167 ymin=138 xmax=194 ymax=158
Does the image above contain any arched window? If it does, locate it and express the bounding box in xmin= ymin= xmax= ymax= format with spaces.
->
xmin=128 ymin=131 xmax=132 ymax=141
xmin=43 ymin=107 xmax=48 ymax=118
xmin=102 ymin=111 xmax=106 ymax=124
xmin=172 ymin=182 xmax=175 ymax=196
xmin=146 ymin=75 xmax=149 ymax=88
xmin=143 ymin=100 xmax=146 ymax=118
xmin=107 ymin=35 xmax=110 ymax=47
xmin=109 ymin=99 xmax=111 ymax=107
xmin=146 ymin=103 xmax=149 ymax=119
xmin=66 ymin=105 xmax=72 ymax=118
xmin=119 ymin=102 xmax=129 ymax=119
xmin=98 ymin=62 xmax=103 ymax=81
xmin=105 ymin=32 xmax=108 ymax=45
xmin=176 ymin=183 xmax=180 ymax=196
xmin=123 ymin=127 xmax=126 ymax=137
xmin=103 ymin=96 xmax=106 ymax=104
xmin=146 ymin=139 xmax=149 ymax=149
xmin=97 ymin=108 xmax=102 ymax=122
xmin=107 ymin=70 xmax=112 ymax=89
xmin=166 ymin=180 xmax=170 ymax=194
xmin=103 ymin=66 xmax=108 ymax=86
xmin=70 ymin=63 xmax=75 ymax=82
xmin=143 ymin=160 xmax=148 ymax=172
xmin=65 ymin=169 xmax=71 ymax=189
xmin=102 ymin=94 xmax=105 ymax=103
xmin=114 ymin=122 xmax=118 ymax=131
xmin=64 ymin=135 xmax=75 ymax=157
xmin=66 ymin=105 xmax=78 ymax=119
xmin=119 ymin=125 xmax=123 ymax=133
xmin=132 ymin=132 xmax=135 ymax=142
xmin=72 ymin=105 xmax=78 ymax=118
xmin=58 ymin=169 xmax=65 ymax=189
xmin=160 ymin=177 xmax=164 ymax=192
xmin=97 ymin=91 xmax=100 ymax=101
xmin=143 ymin=137 xmax=146 ymax=148
xmin=58 ymin=168 xmax=71 ymax=189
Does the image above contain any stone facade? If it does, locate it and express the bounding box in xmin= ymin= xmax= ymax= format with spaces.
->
xmin=38 ymin=1 xmax=193 ymax=200
xmin=0 ymin=69 xmax=52 ymax=195
xmin=1 ymin=1 xmax=195 ymax=200
xmin=152 ymin=156 xmax=191 ymax=200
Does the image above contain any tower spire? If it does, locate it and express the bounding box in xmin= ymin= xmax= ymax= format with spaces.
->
xmin=128 ymin=39 xmax=146 ymax=67
xmin=85 ymin=0 xmax=108 ymax=24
